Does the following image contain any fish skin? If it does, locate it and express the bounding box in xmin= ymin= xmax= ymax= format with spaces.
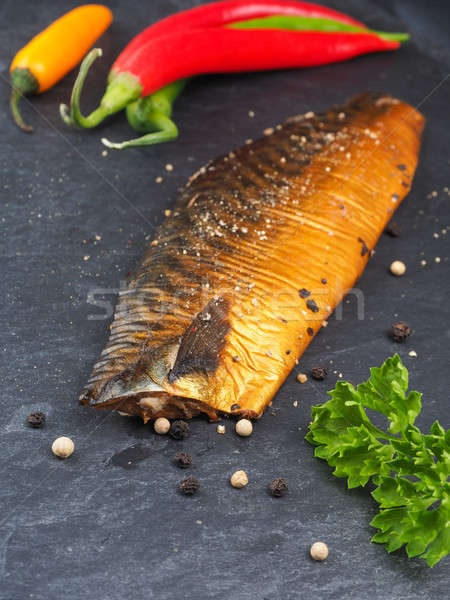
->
xmin=80 ymin=93 xmax=424 ymax=422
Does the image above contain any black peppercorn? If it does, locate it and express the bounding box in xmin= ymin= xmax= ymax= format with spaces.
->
xmin=391 ymin=321 xmax=412 ymax=343
xmin=384 ymin=221 xmax=403 ymax=237
xmin=180 ymin=476 xmax=200 ymax=496
xmin=26 ymin=411 xmax=46 ymax=428
xmin=269 ymin=478 xmax=288 ymax=497
xmin=174 ymin=452 xmax=192 ymax=469
xmin=299 ymin=288 xmax=311 ymax=298
xmin=311 ymin=366 xmax=328 ymax=381
xmin=170 ymin=420 xmax=190 ymax=440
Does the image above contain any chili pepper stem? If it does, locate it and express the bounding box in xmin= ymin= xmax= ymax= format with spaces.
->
xmin=102 ymin=111 xmax=179 ymax=150
xmin=10 ymin=88 xmax=32 ymax=133
xmin=10 ymin=67 xmax=39 ymax=132
xmin=101 ymin=79 xmax=187 ymax=149
xmin=60 ymin=48 xmax=142 ymax=129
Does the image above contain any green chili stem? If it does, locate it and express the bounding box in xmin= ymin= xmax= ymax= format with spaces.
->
xmin=230 ymin=15 xmax=410 ymax=42
xmin=103 ymin=79 xmax=187 ymax=149
xmin=127 ymin=79 xmax=188 ymax=132
xmin=60 ymin=48 xmax=105 ymax=127
xmin=60 ymin=48 xmax=141 ymax=128
xmin=102 ymin=111 xmax=178 ymax=149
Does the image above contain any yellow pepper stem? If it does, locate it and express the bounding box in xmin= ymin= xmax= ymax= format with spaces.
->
xmin=10 ymin=67 xmax=39 ymax=133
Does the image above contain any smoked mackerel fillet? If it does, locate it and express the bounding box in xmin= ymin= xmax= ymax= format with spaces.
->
xmin=80 ymin=93 xmax=424 ymax=421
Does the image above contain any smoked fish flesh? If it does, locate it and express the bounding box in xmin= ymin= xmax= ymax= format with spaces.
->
xmin=80 ymin=93 xmax=424 ymax=421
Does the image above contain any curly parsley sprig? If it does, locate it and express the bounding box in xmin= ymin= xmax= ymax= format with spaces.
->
xmin=306 ymin=354 xmax=449 ymax=567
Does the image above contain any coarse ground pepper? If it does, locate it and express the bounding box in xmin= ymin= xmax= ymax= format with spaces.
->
xmin=357 ymin=237 xmax=369 ymax=256
xmin=306 ymin=298 xmax=319 ymax=312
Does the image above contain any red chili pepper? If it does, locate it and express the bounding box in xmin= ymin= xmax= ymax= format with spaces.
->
xmin=62 ymin=28 xmax=399 ymax=129
xmin=120 ymin=29 xmax=399 ymax=96
xmin=61 ymin=2 xmax=407 ymax=131
xmin=120 ymin=0 xmax=366 ymax=61
xmin=101 ymin=14 xmax=408 ymax=151
xmin=61 ymin=1 xmax=370 ymax=129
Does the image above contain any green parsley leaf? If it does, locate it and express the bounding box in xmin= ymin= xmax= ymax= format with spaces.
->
xmin=306 ymin=354 xmax=449 ymax=567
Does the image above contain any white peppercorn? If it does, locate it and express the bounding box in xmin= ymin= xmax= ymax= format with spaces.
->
xmin=235 ymin=419 xmax=253 ymax=437
xmin=390 ymin=260 xmax=406 ymax=276
xmin=230 ymin=470 xmax=248 ymax=488
xmin=52 ymin=437 xmax=74 ymax=459
xmin=310 ymin=541 xmax=329 ymax=561
xmin=154 ymin=417 xmax=170 ymax=435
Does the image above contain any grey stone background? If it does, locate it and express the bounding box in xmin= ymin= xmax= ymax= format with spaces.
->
xmin=0 ymin=1 xmax=448 ymax=599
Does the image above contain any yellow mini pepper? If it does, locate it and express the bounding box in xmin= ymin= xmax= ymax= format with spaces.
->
xmin=10 ymin=4 xmax=113 ymax=132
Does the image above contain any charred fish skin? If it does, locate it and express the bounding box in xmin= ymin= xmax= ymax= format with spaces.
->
xmin=80 ymin=93 xmax=424 ymax=422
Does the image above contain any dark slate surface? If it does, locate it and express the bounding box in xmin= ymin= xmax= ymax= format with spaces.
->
xmin=1 ymin=1 xmax=449 ymax=599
